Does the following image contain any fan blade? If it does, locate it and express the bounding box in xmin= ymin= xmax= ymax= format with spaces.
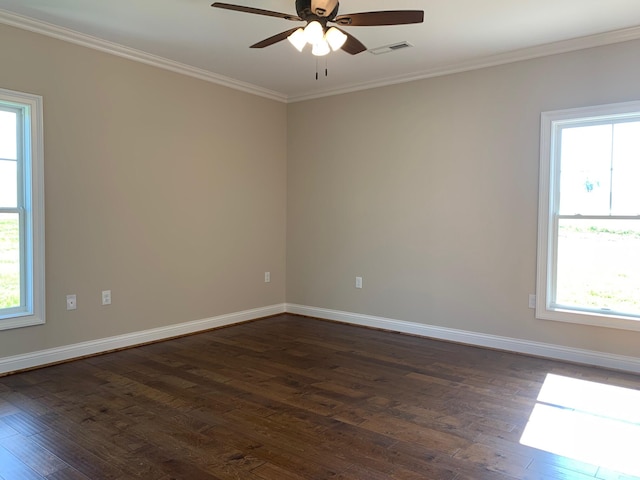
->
xmin=251 ymin=27 xmax=301 ymax=48
xmin=211 ymin=3 xmax=302 ymax=21
xmin=334 ymin=10 xmax=424 ymax=27
xmin=337 ymin=29 xmax=367 ymax=55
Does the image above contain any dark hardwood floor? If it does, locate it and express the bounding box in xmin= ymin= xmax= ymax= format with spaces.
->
xmin=0 ymin=314 xmax=639 ymax=479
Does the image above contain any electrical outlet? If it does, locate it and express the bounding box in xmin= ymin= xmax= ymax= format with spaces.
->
xmin=102 ymin=290 xmax=111 ymax=305
xmin=528 ymin=294 xmax=536 ymax=309
xmin=66 ymin=294 xmax=77 ymax=310
xmin=355 ymin=276 xmax=363 ymax=289
xmin=264 ymin=272 xmax=271 ymax=283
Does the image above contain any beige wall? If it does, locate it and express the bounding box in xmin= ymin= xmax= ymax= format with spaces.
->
xmin=287 ymin=39 xmax=640 ymax=358
xmin=2 ymin=21 xmax=640 ymax=364
xmin=0 ymin=24 xmax=287 ymax=358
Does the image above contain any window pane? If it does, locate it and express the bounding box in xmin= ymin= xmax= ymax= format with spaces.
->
xmin=556 ymin=218 xmax=640 ymax=316
xmin=559 ymin=125 xmax=612 ymax=215
xmin=0 ymin=160 xmax=17 ymax=208
xmin=0 ymin=110 xmax=17 ymax=160
xmin=0 ymin=212 xmax=21 ymax=309
xmin=611 ymin=122 xmax=640 ymax=215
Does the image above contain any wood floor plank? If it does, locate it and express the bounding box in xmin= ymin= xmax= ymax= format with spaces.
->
xmin=0 ymin=433 xmax=68 ymax=477
xmin=29 ymin=429 xmax=124 ymax=480
xmin=44 ymin=466 xmax=91 ymax=480
xmin=0 ymin=445 xmax=46 ymax=480
xmin=0 ymin=314 xmax=639 ymax=479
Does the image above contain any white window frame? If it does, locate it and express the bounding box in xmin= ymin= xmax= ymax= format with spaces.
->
xmin=0 ymin=88 xmax=45 ymax=330
xmin=536 ymin=100 xmax=640 ymax=332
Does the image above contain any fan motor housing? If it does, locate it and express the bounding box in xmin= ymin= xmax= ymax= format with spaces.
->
xmin=296 ymin=0 xmax=339 ymax=20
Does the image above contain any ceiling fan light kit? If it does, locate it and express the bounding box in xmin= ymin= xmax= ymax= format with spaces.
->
xmin=287 ymin=23 xmax=347 ymax=56
xmin=211 ymin=0 xmax=424 ymax=57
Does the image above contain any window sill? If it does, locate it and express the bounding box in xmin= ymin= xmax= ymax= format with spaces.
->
xmin=536 ymin=304 xmax=640 ymax=332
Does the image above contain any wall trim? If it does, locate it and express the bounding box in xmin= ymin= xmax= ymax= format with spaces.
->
xmin=2 ymin=8 xmax=640 ymax=104
xmin=286 ymin=304 xmax=640 ymax=374
xmin=3 ymin=302 xmax=639 ymax=375
xmin=0 ymin=304 xmax=286 ymax=375
xmin=0 ymin=9 xmax=287 ymax=103
xmin=288 ymin=25 xmax=640 ymax=102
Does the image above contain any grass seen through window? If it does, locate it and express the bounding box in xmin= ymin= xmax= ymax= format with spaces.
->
xmin=557 ymin=220 xmax=640 ymax=316
xmin=0 ymin=215 xmax=20 ymax=309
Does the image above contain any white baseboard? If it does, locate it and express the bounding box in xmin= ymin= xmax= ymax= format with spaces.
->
xmin=4 ymin=302 xmax=639 ymax=375
xmin=0 ymin=303 xmax=286 ymax=375
xmin=286 ymin=303 xmax=640 ymax=374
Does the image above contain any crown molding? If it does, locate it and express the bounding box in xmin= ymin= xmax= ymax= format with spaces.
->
xmin=2 ymin=8 xmax=640 ymax=104
xmin=287 ymin=25 xmax=640 ymax=103
xmin=0 ymin=8 xmax=287 ymax=103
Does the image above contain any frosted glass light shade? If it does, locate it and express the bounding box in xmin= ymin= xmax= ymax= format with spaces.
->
xmin=304 ymin=21 xmax=324 ymax=45
xmin=325 ymin=27 xmax=347 ymax=51
xmin=311 ymin=39 xmax=330 ymax=56
xmin=287 ymin=28 xmax=306 ymax=52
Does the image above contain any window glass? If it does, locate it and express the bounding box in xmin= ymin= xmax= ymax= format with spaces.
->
xmin=0 ymin=212 xmax=20 ymax=309
xmin=556 ymin=218 xmax=640 ymax=316
xmin=0 ymin=110 xmax=17 ymax=159
xmin=611 ymin=122 xmax=640 ymax=215
xmin=0 ymin=160 xmax=17 ymax=208
xmin=559 ymin=124 xmax=612 ymax=216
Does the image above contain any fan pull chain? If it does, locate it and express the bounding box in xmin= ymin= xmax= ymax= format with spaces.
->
xmin=314 ymin=58 xmax=329 ymax=80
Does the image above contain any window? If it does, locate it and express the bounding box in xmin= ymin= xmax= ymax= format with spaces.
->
xmin=537 ymin=101 xmax=640 ymax=331
xmin=0 ymin=88 xmax=45 ymax=330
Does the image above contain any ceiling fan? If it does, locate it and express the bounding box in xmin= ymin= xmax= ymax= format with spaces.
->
xmin=211 ymin=0 xmax=424 ymax=56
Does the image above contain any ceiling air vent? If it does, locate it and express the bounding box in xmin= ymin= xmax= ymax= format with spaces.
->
xmin=368 ymin=41 xmax=413 ymax=55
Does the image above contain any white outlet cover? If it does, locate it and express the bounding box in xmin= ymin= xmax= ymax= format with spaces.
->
xmin=66 ymin=294 xmax=77 ymax=310
xmin=102 ymin=290 xmax=112 ymax=305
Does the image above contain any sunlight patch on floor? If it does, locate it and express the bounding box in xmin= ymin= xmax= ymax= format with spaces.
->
xmin=520 ymin=374 xmax=640 ymax=477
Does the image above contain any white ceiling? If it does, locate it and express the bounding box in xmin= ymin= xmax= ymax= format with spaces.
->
xmin=1 ymin=0 xmax=640 ymax=102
